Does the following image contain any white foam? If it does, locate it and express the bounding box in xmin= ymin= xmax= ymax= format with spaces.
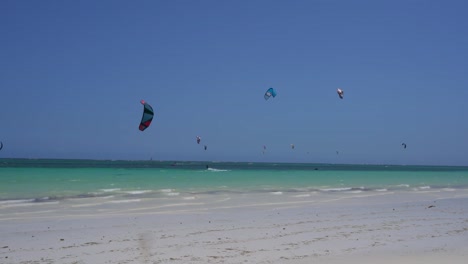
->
xmin=442 ymin=188 xmax=455 ymax=192
xmin=183 ymin=196 xmax=196 ymax=200
xmin=419 ymin=186 xmax=431 ymax=190
xmin=159 ymin=189 xmax=173 ymax=193
xmin=0 ymin=199 xmax=35 ymax=205
xmin=293 ymin=194 xmax=311 ymax=198
xmin=347 ymin=190 xmax=363 ymax=194
xmin=1 ymin=201 xmax=59 ymax=208
xmin=207 ymin=168 xmax=229 ymax=172
xmin=397 ymin=184 xmax=410 ymax=188
xmin=320 ymin=187 xmax=352 ymax=192
xmin=108 ymin=199 xmax=141 ymax=204
xmin=166 ymin=192 xmax=180 ymax=196
xmin=270 ymin=191 xmax=283 ymax=195
xmin=125 ymin=190 xmax=151 ymax=195
xmin=71 ymin=202 xmax=104 ymax=208
xmin=376 ymin=189 xmax=388 ymax=192
xmin=100 ymin=188 xmax=121 ymax=192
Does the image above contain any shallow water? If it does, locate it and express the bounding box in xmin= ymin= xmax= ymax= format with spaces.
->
xmin=1 ymin=159 xmax=467 ymax=208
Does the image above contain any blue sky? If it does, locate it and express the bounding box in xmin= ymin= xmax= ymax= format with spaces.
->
xmin=1 ymin=0 xmax=467 ymax=165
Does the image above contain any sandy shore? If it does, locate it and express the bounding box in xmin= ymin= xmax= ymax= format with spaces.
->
xmin=1 ymin=190 xmax=468 ymax=263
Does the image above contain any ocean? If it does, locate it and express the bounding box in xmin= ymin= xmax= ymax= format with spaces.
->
xmin=3 ymin=159 xmax=468 ymax=263
xmin=1 ymin=159 xmax=468 ymax=203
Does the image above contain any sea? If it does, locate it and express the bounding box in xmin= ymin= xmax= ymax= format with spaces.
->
xmin=1 ymin=159 xmax=468 ymax=216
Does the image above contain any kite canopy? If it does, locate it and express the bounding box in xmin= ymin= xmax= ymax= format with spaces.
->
xmin=0 ymin=142 xmax=3 ymax=151
xmin=402 ymin=143 xmax=407 ymax=149
xmin=264 ymin=88 xmax=277 ymax=100
xmin=196 ymin=136 xmax=201 ymax=144
xmin=337 ymin=88 xmax=344 ymax=99
xmin=139 ymin=100 xmax=154 ymax=131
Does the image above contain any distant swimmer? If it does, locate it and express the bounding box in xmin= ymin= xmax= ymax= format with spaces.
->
xmin=196 ymin=136 xmax=201 ymax=144
xmin=337 ymin=88 xmax=344 ymax=99
xmin=402 ymin=143 xmax=407 ymax=149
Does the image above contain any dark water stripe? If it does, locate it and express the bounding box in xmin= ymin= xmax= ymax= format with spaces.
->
xmin=2 ymin=158 xmax=468 ymax=171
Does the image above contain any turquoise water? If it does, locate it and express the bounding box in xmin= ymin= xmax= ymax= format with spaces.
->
xmin=1 ymin=159 xmax=468 ymax=202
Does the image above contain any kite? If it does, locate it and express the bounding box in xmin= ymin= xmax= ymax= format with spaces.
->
xmin=337 ymin=88 xmax=344 ymax=99
xmin=204 ymin=145 xmax=207 ymax=150
xmin=264 ymin=88 xmax=277 ymax=100
xmin=196 ymin=136 xmax=201 ymax=144
xmin=402 ymin=143 xmax=407 ymax=149
xmin=139 ymin=100 xmax=154 ymax=131
xmin=291 ymin=144 xmax=295 ymax=149
xmin=0 ymin=142 xmax=3 ymax=151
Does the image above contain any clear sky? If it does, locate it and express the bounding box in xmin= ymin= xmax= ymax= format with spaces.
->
xmin=1 ymin=0 xmax=467 ymax=165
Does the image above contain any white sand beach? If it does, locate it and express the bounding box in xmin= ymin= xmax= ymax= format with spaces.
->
xmin=1 ymin=190 xmax=467 ymax=263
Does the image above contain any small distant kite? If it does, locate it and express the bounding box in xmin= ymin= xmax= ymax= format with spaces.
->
xmin=337 ymin=88 xmax=344 ymax=99
xmin=291 ymin=144 xmax=295 ymax=149
xmin=402 ymin=143 xmax=407 ymax=149
xmin=0 ymin=142 xmax=3 ymax=151
xmin=139 ymin=100 xmax=154 ymax=131
xmin=264 ymin=88 xmax=277 ymax=100
xmin=196 ymin=136 xmax=201 ymax=144
xmin=204 ymin=145 xmax=207 ymax=150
